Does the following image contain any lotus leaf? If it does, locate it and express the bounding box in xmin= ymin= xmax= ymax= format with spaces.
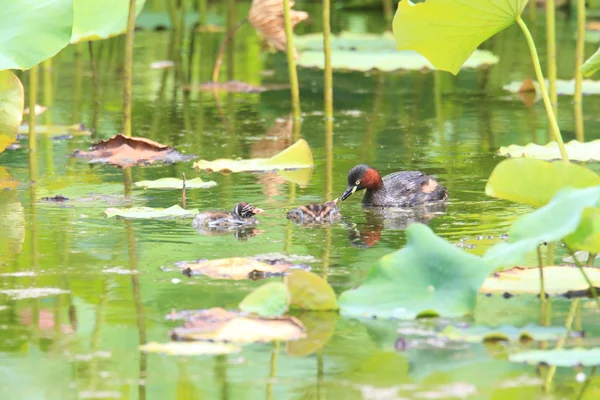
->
xmin=480 ymin=266 xmax=600 ymax=295
xmin=104 ymin=205 xmax=198 ymax=219
xmin=565 ymin=207 xmax=600 ymax=253
xmin=510 ymin=348 xmax=600 ymax=367
xmin=498 ymin=140 xmax=600 ymax=161
xmin=71 ymin=0 xmax=146 ymax=43
xmin=504 ymin=79 xmax=600 ymax=96
xmin=485 ymin=158 xmax=600 ymax=207
xmin=178 ymin=257 xmax=299 ymax=280
xmin=484 ymin=187 xmax=600 ymax=268
xmin=392 ymin=0 xmax=527 ymax=75
xmin=0 ymin=0 xmax=73 ymax=70
xmin=193 ymin=139 xmax=314 ymax=173
xmin=0 ymin=71 xmax=24 ymax=153
xmin=438 ymin=324 xmax=568 ymax=343
xmin=239 ymin=282 xmax=288 ymax=317
xmin=171 ymin=308 xmax=306 ymax=344
xmin=581 ymin=48 xmax=600 ymax=77
xmin=139 ymin=341 xmax=240 ymax=356
xmin=285 ymin=270 xmax=339 ymax=311
xmin=286 ymin=312 xmax=337 ymax=357
xmin=134 ymin=177 xmax=216 ymax=190
xmin=18 ymin=123 xmax=91 ymax=137
xmin=338 ymin=224 xmax=493 ymax=320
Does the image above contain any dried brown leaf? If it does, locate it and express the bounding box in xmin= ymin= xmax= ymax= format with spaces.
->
xmin=248 ymin=0 xmax=309 ymax=58
xmin=73 ymin=134 xmax=193 ymax=167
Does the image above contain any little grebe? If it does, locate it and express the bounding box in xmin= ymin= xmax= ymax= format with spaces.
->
xmin=192 ymin=202 xmax=264 ymax=229
xmin=287 ymin=200 xmax=341 ymax=223
xmin=340 ymin=164 xmax=448 ymax=207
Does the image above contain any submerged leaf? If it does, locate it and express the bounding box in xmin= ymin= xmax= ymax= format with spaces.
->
xmin=73 ymin=134 xmax=194 ymax=167
xmin=480 ymin=266 xmax=600 ymax=295
xmin=338 ymin=224 xmax=492 ymax=319
xmin=193 ymin=139 xmax=314 ymax=173
xmin=0 ymin=71 xmax=24 ymax=153
xmin=286 ymin=312 xmax=337 ymax=357
xmin=239 ymin=282 xmax=288 ymax=317
xmin=484 ymin=187 xmax=600 ymax=268
xmin=178 ymin=257 xmax=300 ymax=280
xmin=510 ymin=348 xmax=600 ymax=367
xmin=498 ymin=140 xmax=600 ymax=161
xmin=104 ymin=205 xmax=198 ymax=219
xmin=139 ymin=341 xmax=240 ymax=356
xmin=485 ymin=158 xmax=600 ymax=207
xmin=134 ymin=177 xmax=216 ymax=190
xmin=71 ymin=0 xmax=146 ymax=43
xmin=439 ymin=324 xmax=568 ymax=343
xmin=392 ymin=0 xmax=527 ymax=75
xmin=285 ymin=270 xmax=339 ymax=311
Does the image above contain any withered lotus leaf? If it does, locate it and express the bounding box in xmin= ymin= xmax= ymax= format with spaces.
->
xmin=73 ymin=134 xmax=194 ymax=167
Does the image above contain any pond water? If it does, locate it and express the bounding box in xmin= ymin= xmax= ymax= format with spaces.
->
xmin=2 ymin=3 xmax=600 ymax=399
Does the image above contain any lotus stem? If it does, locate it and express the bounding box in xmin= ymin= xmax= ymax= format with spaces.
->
xmin=546 ymin=0 xmax=558 ymax=113
xmin=575 ymin=0 xmax=586 ymax=106
xmin=182 ymin=172 xmax=187 ymax=209
xmin=41 ymin=58 xmax=53 ymax=126
xmin=28 ymin=65 xmax=38 ymax=152
xmin=537 ymin=245 xmax=548 ymax=324
xmin=323 ymin=0 xmax=333 ymax=121
xmin=516 ymin=17 xmax=568 ymax=162
xmin=528 ymin=0 xmax=536 ymax=21
xmin=567 ymin=245 xmax=600 ymax=309
xmin=211 ymin=19 xmax=247 ymax=82
xmin=283 ymin=0 xmax=301 ymax=121
xmin=88 ymin=41 xmax=99 ymax=132
xmin=587 ymin=253 xmax=597 ymax=267
xmin=123 ymin=0 xmax=137 ymax=137
xmin=266 ymin=341 xmax=280 ymax=400
xmin=199 ymin=0 xmax=207 ymax=25
xmin=382 ymin=0 xmax=393 ymax=23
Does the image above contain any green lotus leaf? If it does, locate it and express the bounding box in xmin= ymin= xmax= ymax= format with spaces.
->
xmin=510 ymin=348 xmax=600 ymax=367
xmin=104 ymin=205 xmax=198 ymax=219
xmin=485 ymin=158 xmax=600 ymax=207
xmin=565 ymin=207 xmax=600 ymax=253
xmin=392 ymin=0 xmax=528 ymax=75
xmin=498 ymin=140 xmax=600 ymax=161
xmin=285 ymin=270 xmax=339 ymax=311
xmin=338 ymin=224 xmax=492 ymax=320
xmin=71 ymin=0 xmax=146 ymax=44
xmin=134 ymin=177 xmax=217 ymax=190
xmin=239 ymin=282 xmax=288 ymax=317
xmin=0 ymin=71 xmax=24 ymax=153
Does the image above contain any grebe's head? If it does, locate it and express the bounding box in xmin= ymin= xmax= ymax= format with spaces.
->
xmin=340 ymin=165 xmax=383 ymax=201
xmin=233 ymin=202 xmax=264 ymax=218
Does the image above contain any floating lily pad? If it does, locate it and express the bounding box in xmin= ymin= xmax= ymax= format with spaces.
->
xmin=480 ymin=266 xmax=600 ymax=295
xmin=0 ymin=288 xmax=69 ymax=300
xmin=285 ymin=270 xmax=339 ymax=311
xmin=139 ymin=341 xmax=240 ymax=356
xmin=18 ymin=123 xmax=90 ymax=137
xmin=74 ymin=134 xmax=194 ymax=167
xmin=504 ymin=79 xmax=600 ymax=96
xmin=485 ymin=158 xmax=600 ymax=207
xmin=239 ymin=282 xmax=288 ymax=317
xmin=338 ymin=224 xmax=493 ymax=319
xmin=498 ymin=140 xmax=600 ymax=161
xmin=295 ymin=32 xmax=497 ymax=72
xmin=0 ymin=71 xmax=24 ymax=153
xmin=484 ymin=186 xmax=600 ymax=268
xmin=170 ymin=308 xmax=306 ymax=344
xmin=70 ymin=0 xmax=146 ymax=43
xmin=193 ymin=139 xmax=314 ymax=173
xmin=392 ymin=0 xmax=526 ymax=75
xmin=134 ymin=177 xmax=216 ymax=190
xmin=104 ymin=205 xmax=198 ymax=219
xmin=178 ymin=257 xmax=300 ymax=280
xmin=510 ymin=349 xmax=600 ymax=367
xmin=438 ymin=324 xmax=568 ymax=343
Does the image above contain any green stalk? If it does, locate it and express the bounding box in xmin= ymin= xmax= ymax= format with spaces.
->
xmin=575 ymin=0 xmax=586 ymax=105
xmin=28 ymin=65 xmax=38 ymax=152
xmin=266 ymin=341 xmax=280 ymax=400
xmin=382 ymin=0 xmax=393 ymax=23
xmin=283 ymin=0 xmax=301 ymax=120
xmin=537 ymin=245 xmax=548 ymax=325
xmin=88 ymin=42 xmax=100 ymax=132
xmin=528 ymin=0 xmax=536 ymax=21
xmin=546 ymin=0 xmax=557 ymax=113
xmin=199 ymin=0 xmax=207 ymax=26
xmin=323 ymin=0 xmax=333 ymax=120
xmin=516 ymin=17 xmax=568 ymax=162
xmin=123 ymin=0 xmax=137 ymax=137
xmin=567 ymin=246 xmax=600 ymax=309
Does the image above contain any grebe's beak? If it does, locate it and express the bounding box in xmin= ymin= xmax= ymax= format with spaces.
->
xmin=341 ymin=185 xmax=357 ymax=201
xmin=250 ymin=206 xmax=264 ymax=215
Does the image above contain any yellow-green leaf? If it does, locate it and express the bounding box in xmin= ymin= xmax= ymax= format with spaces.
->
xmin=239 ymin=282 xmax=289 ymax=317
xmin=285 ymin=270 xmax=339 ymax=311
xmin=71 ymin=0 xmax=146 ymax=44
xmin=0 ymin=71 xmax=24 ymax=153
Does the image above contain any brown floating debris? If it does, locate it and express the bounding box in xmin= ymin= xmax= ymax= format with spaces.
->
xmin=41 ymin=195 xmax=69 ymax=202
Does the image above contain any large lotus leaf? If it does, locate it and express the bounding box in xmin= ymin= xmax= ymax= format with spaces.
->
xmin=0 ymin=0 xmax=73 ymax=70
xmin=564 ymin=207 xmax=600 ymax=253
xmin=498 ymin=140 xmax=600 ymax=161
xmin=510 ymin=349 xmax=600 ymax=367
xmin=239 ymin=282 xmax=288 ymax=317
xmin=134 ymin=177 xmax=216 ymax=190
xmin=484 ymin=187 xmax=600 ymax=268
xmin=504 ymin=78 xmax=600 ymax=96
xmin=392 ymin=0 xmax=527 ymax=75
xmin=285 ymin=270 xmax=339 ymax=311
xmin=338 ymin=224 xmax=493 ymax=320
xmin=71 ymin=0 xmax=146 ymax=44
xmin=139 ymin=341 xmax=240 ymax=356
xmin=581 ymin=48 xmax=600 ymax=77
xmin=0 ymin=71 xmax=23 ymax=153
xmin=439 ymin=324 xmax=567 ymax=343
xmin=485 ymin=158 xmax=600 ymax=207
xmin=480 ymin=266 xmax=600 ymax=294
xmin=193 ymin=139 xmax=314 ymax=173
xmin=104 ymin=205 xmax=198 ymax=219
xmin=178 ymin=257 xmax=299 ymax=280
